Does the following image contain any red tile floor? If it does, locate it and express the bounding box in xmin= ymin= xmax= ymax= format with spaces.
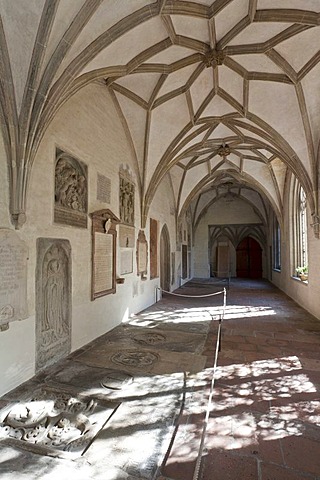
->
xmin=158 ymin=279 xmax=320 ymax=480
xmin=1 ymin=278 xmax=320 ymax=480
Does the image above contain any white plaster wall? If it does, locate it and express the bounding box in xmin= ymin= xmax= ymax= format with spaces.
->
xmin=0 ymin=83 xmax=176 ymax=396
xmin=194 ymin=220 xmax=210 ymax=278
xmin=149 ymin=174 xmax=179 ymax=292
xmin=271 ymin=205 xmax=320 ymax=320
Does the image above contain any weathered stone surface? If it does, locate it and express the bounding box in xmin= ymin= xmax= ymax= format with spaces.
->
xmin=74 ymin=342 xmax=207 ymax=374
xmin=0 ymin=229 xmax=28 ymax=331
xmin=36 ymin=238 xmax=72 ymax=371
xmin=54 ymin=149 xmax=88 ymax=228
xmin=102 ymin=325 xmax=207 ymax=353
xmin=0 ymin=443 xmax=93 ymax=480
xmin=86 ymin=386 xmax=182 ymax=479
xmin=119 ymin=167 xmax=135 ymax=226
xmin=0 ymin=386 xmax=118 ymax=459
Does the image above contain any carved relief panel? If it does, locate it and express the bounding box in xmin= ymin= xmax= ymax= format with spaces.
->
xmin=119 ymin=167 xmax=135 ymax=226
xmin=54 ymin=148 xmax=88 ymax=228
xmin=36 ymin=238 xmax=72 ymax=371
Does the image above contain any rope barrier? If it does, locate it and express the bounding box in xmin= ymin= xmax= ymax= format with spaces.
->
xmin=192 ymin=290 xmax=226 ymax=480
xmin=157 ymin=287 xmax=225 ymax=299
xmin=154 ymin=283 xmax=226 ymax=479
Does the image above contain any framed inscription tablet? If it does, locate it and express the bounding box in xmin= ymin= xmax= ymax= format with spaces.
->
xmin=136 ymin=230 xmax=148 ymax=279
xmin=90 ymin=209 xmax=120 ymax=300
xmin=0 ymin=229 xmax=28 ymax=331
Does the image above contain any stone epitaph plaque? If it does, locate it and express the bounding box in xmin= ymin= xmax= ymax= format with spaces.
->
xmin=121 ymin=249 xmax=133 ymax=275
xmin=150 ymin=218 xmax=158 ymax=279
xmin=97 ymin=173 xmax=111 ymax=203
xmin=36 ymin=238 xmax=71 ymax=371
xmin=54 ymin=148 xmax=88 ymax=228
xmin=0 ymin=229 xmax=28 ymax=331
xmin=136 ymin=230 xmax=148 ymax=279
xmin=91 ymin=209 xmax=120 ymax=300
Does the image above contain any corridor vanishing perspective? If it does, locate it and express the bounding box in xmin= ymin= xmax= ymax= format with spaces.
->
xmin=1 ymin=2 xmax=320 ymax=479
xmin=0 ymin=279 xmax=320 ymax=480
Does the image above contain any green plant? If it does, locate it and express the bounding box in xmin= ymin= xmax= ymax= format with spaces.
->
xmin=296 ymin=265 xmax=308 ymax=275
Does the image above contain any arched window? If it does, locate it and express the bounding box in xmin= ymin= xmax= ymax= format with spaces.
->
xmin=291 ymin=178 xmax=308 ymax=277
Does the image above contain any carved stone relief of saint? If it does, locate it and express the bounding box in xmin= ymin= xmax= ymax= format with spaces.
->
xmin=119 ymin=177 xmax=135 ymax=226
xmin=36 ymin=238 xmax=71 ymax=371
xmin=55 ymin=155 xmax=87 ymax=213
xmin=54 ymin=150 xmax=88 ymax=228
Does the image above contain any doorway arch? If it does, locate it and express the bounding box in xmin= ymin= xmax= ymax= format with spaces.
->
xmin=160 ymin=224 xmax=171 ymax=292
xmin=236 ymin=236 xmax=262 ymax=278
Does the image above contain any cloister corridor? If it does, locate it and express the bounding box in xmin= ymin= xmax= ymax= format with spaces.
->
xmin=0 ymin=278 xmax=319 ymax=480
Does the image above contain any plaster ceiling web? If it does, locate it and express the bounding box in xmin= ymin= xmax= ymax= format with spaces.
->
xmin=1 ymin=0 xmax=320 ymax=227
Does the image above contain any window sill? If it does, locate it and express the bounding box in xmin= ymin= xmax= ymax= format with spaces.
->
xmin=292 ymin=275 xmax=308 ymax=284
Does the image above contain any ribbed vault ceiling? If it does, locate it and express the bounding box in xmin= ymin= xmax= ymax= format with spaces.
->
xmin=1 ymin=0 xmax=320 ymax=229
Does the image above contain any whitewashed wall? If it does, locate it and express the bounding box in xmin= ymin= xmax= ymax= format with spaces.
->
xmin=272 ymin=196 xmax=320 ymax=320
xmin=0 ymin=84 xmax=177 ymax=396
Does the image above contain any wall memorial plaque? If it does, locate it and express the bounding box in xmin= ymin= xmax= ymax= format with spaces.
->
xmin=136 ymin=230 xmax=148 ymax=279
xmin=120 ymin=249 xmax=133 ymax=275
xmin=150 ymin=218 xmax=158 ymax=279
xmin=97 ymin=173 xmax=111 ymax=203
xmin=119 ymin=224 xmax=135 ymax=248
xmin=54 ymin=148 xmax=88 ymax=228
xmin=0 ymin=229 xmax=28 ymax=331
xmin=36 ymin=238 xmax=71 ymax=371
xmin=91 ymin=209 xmax=120 ymax=300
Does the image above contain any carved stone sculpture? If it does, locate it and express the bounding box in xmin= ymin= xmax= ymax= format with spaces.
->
xmin=119 ymin=174 xmax=135 ymax=226
xmin=54 ymin=149 xmax=88 ymax=228
xmin=0 ymin=387 xmax=115 ymax=458
xmin=204 ymin=48 xmax=225 ymax=68
xmin=36 ymin=239 xmax=71 ymax=371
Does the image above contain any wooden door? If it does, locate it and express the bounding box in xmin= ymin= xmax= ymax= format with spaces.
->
xmin=217 ymin=245 xmax=229 ymax=277
xmin=236 ymin=237 xmax=262 ymax=278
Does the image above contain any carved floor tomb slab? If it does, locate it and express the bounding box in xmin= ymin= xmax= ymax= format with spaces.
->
xmin=74 ymin=343 xmax=207 ymax=374
xmin=0 ymin=386 xmax=119 ymax=459
xmin=36 ymin=238 xmax=71 ymax=371
xmin=0 ymin=229 xmax=28 ymax=331
xmin=45 ymin=361 xmax=184 ymax=401
xmin=83 ymin=377 xmax=183 ymax=479
xmin=101 ymin=325 xmax=207 ymax=353
xmin=45 ymin=363 xmax=134 ymax=400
